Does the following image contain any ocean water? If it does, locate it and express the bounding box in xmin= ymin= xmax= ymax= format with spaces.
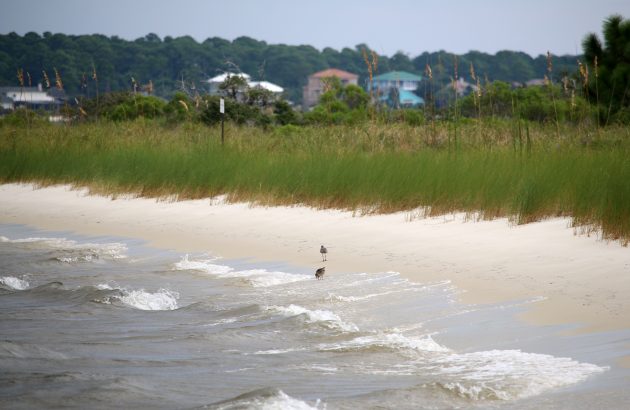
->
xmin=0 ymin=224 xmax=628 ymax=409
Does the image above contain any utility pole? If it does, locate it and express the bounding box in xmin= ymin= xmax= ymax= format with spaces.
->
xmin=220 ymin=97 xmax=225 ymax=145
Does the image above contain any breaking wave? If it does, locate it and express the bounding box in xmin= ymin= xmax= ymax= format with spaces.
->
xmin=0 ymin=235 xmax=127 ymax=262
xmin=0 ymin=276 xmax=30 ymax=290
xmin=318 ymin=332 xmax=449 ymax=354
xmin=205 ymin=387 xmax=319 ymax=410
xmin=268 ymin=304 xmax=359 ymax=333
xmin=173 ymin=255 xmax=310 ymax=287
xmin=434 ymin=349 xmax=608 ymax=401
xmin=95 ymin=283 xmax=179 ymax=311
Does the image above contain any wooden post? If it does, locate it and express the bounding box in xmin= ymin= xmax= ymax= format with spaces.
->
xmin=220 ymin=97 xmax=225 ymax=145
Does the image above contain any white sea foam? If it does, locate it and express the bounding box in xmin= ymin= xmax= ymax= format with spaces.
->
xmin=223 ymin=367 xmax=255 ymax=374
xmin=261 ymin=391 xmax=319 ymax=410
xmin=173 ymin=254 xmax=230 ymax=273
xmin=56 ymin=254 xmax=102 ymax=263
xmin=314 ymin=330 xmax=605 ymax=400
xmin=0 ymin=276 xmax=30 ymax=290
xmin=236 ymin=269 xmax=311 ymax=287
xmin=249 ymin=390 xmax=319 ymax=410
xmin=326 ymin=289 xmax=405 ymax=302
xmin=308 ymin=365 xmax=338 ymax=373
xmin=345 ymin=271 xmax=401 ymax=287
xmin=202 ymin=318 xmax=238 ymax=327
xmin=94 ymin=283 xmax=179 ymax=310
xmin=436 ymin=349 xmax=608 ymax=400
xmin=173 ymin=255 xmax=310 ymax=287
xmin=319 ymin=332 xmax=449 ymax=353
xmin=1 ymin=235 xmax=127 ymax=260
xmin=269 ymin=304 xmax=359 ymax=332
xmin=253 ymin=347 xmax=307 ymax=355
xmin=118 ymin=288 xmax=179 ymax=311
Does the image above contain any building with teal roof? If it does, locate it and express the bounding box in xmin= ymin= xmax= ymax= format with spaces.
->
xmin=372 ymin=71 xmax=423 ymax=92
xmin=371 ymin=71 xmax=424 ymax=107
xmin=378 ymin=88 xmax=424 ymax=108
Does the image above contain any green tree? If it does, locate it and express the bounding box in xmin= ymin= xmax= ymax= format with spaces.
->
xmin=304 ymin=78 xmax=370 ymax=125
xmin=219 ymin=74 xmax=248 ymax=100
xmin=343 ymin=84 xmax=369 ymax=109
xmin=582 ymin=14 xmax=630 ymax=119
xmin=246 ymin=86 xmax=274 ymax=107
xmin=273 ymin=100 xmax=298 ymax=125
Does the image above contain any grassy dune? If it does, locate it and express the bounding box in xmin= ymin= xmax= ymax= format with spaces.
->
xmin=1 ymin=120 xmax=629 ymax=243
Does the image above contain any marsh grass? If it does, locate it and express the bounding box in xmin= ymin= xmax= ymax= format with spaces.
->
xmin=1 ymin=120 xmax=629 ymax=244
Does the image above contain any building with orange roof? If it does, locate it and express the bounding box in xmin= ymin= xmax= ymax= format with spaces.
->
xmin=302 ymin=68 xmax=358 ymax=109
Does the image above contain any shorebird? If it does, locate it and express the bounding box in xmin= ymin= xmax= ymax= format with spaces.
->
xmin=320 ymin=245 xmax=327 ymax=261
xmin=315 ymin=267 xmax=326 ymax=280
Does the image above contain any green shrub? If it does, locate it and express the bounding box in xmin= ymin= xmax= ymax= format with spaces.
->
xmin=274 ymin=124 xmax=301 ymax=137
xmin=164 ymin=92 xmax=194 ymax=123
xmin=81 ymin=92 xmax=165 ymax=121
xmin=273 ymin=100 xmax=298 ymax=125
xmin=0 ymin=108 xmax=44 ymax=126
xmin=612 ymin=107 xmax=630 ymax=125
xmin=199 ymin=95 xmax=262 ymax=126
xmin=402 ymin=109 xmax=424 ymax=126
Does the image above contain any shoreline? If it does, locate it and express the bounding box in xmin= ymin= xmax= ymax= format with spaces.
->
xmin=0 ymin=183 xmax=629 ymax=335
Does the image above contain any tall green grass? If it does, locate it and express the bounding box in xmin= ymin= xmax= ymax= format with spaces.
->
xmin=1 ymin=120 xmax=629 ymax=244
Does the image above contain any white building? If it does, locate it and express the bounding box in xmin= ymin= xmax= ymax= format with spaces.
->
xmin=0 ymin=85 xmax=59 ymax=111
xmin=205 ymin=73 xmax=283 ymax=98
xmin=249 ymin=81 xmax=284 ymax=94
xmin=205 ymin=72 xmax=251 ymax=95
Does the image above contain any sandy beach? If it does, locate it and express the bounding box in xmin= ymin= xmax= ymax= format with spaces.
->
xmin=1 ymin=183 xmax=628 ymax=335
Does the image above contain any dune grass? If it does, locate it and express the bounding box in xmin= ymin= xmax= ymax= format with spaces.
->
xmin=1 ymin=119 xmax=629 ymax=244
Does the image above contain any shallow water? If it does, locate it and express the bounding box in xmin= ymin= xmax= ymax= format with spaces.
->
xmin=0 ymin=224 xmax=628 ymax=409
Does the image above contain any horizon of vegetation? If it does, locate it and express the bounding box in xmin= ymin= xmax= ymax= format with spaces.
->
xmin=0 ymin=30 xmax=581 ymax=103
xmin=2 ymin=29 xmax=578 ymax=58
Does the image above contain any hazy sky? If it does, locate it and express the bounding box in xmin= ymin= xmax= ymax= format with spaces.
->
xmin=2 ymin=0 xmax=629 ymax=57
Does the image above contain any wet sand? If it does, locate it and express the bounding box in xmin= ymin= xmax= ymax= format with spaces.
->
xmin=1 ymin=183 xmax=629 ymax=334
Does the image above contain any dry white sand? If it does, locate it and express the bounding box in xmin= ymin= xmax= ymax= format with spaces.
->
xmin=1 ymin=183 xmax=629 ymax=334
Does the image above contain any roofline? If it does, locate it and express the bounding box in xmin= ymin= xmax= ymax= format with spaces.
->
xmin=310 ymin=68 xmax=358 ymax=79
xmin=373 ymin=71 xmax=423 ymax=81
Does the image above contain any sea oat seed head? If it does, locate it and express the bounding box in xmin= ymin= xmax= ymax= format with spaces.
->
xmin=17 ymin=68 xmax=24 ymax=87
xmin=371 ymin=50 xmax=378 ymax=72
xmin=425 ymin=64 xmax=433 ymax=80
xmin=178 ymin=100 xmax=189 ymax=112
xmin=53 ymin=67 xmax=63 ymax=90
xmin=562 ymin=76 xmax=569 ymax=93
xmin=453 ymin=55 xmax=458 ymax=80
xmin=42 ymin=70 xmax=50 ymax=89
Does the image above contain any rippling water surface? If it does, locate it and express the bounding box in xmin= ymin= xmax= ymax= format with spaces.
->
xmin=1 ymin=224 xmax=628 ymax=409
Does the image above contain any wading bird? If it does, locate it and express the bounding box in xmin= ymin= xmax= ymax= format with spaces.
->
xmin=320 ymin=245 xmax=327 ymax=261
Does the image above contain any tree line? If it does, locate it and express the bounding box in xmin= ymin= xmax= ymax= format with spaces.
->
xmin=1 ymin=31 xmax=579 ymax=103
